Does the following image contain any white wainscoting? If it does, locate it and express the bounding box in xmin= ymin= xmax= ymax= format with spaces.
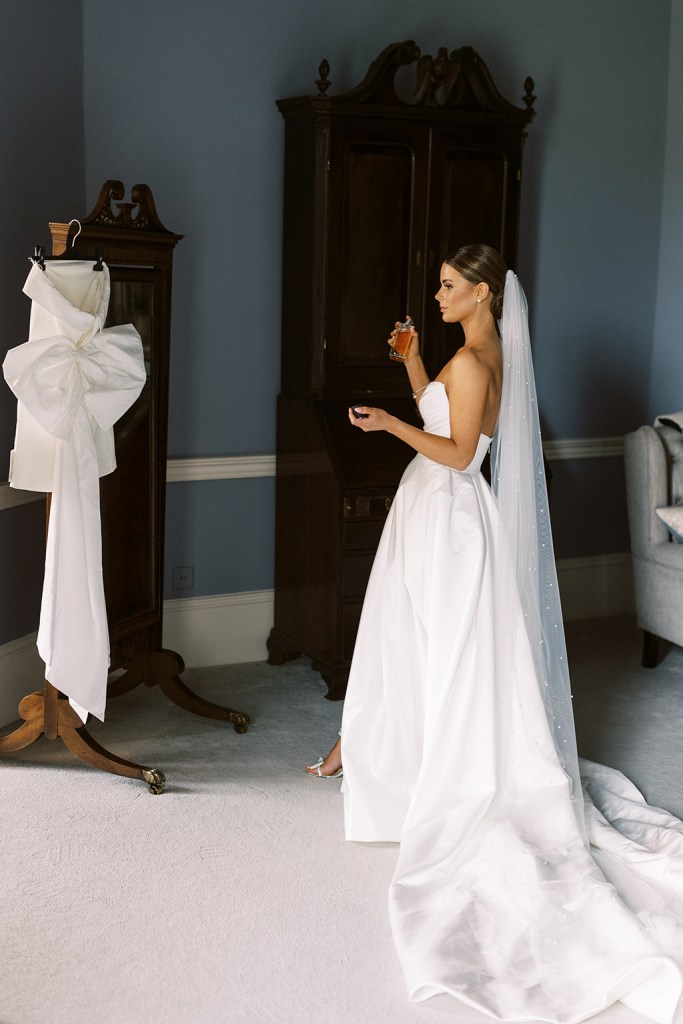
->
xmin=161 ymin=589 xmax=273 ymax=667
xmin=165 ymin=454 xmax=276 ymax=483
xmin=159 ymin=555 xmax=635 ymax=668
xmin=557 ymin=552 xmax=634 ymax=621
xmin=0 ymin=436 xmax=624 ymax=509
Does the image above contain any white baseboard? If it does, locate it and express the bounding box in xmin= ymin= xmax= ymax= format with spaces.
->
xmin=161 ymin=589 xmax=274 ymax=667
xmin=159 ymin=557 xmax=633 ymax=659
xmin=0 ymin=558 xmax=635 ymax=729
xmin=557 ymin=552 xmax=634 ymax=621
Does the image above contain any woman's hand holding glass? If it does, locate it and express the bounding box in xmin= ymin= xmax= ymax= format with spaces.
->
xmin=388 ymin=319 xmax=420 ymax=362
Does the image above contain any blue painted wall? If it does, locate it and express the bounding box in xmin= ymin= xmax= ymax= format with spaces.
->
xmin=82 ymin=0 xmax=671 ymax=452
xmin=78 ymin=0 xmax=671 ymax=591
xmin=164 ymin=478 xmax=274 ymax=595
xmin=652 ymin=0 xmax=683 ymax=417
xmin=0 ymin=0 xmax=676 ymax=641
xmin=0 ymin=0 xmax=85 ymax=644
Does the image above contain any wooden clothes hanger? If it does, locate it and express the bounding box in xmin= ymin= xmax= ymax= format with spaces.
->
xmin=30 ymin=219 xmax=104 ymax=271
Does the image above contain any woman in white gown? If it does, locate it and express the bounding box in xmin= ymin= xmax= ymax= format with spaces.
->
xmin=306 ymin=245 xmax=683 ymax=1023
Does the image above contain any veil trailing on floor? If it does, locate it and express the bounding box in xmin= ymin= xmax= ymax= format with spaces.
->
xmin=490 ymin=270 xmax=583 ymax=827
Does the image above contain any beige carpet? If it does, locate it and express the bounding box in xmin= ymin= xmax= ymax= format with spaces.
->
xmin=0 ymin=615 xmax=680 ymax=1024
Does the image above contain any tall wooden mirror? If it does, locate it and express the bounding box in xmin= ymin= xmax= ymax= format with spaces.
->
xmin=0 ymin=181 xmax=248 ymax=791
xmin=52 ymin=182 xmax=249 ymax=729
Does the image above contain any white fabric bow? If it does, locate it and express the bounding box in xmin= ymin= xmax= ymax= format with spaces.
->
xmin=3 ymin=262 xmax=146 ymax=721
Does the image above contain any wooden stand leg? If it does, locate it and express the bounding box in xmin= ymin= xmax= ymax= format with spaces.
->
xmin=108 ymin=649 xmax=250 ymax=733
xmin=0 ymin=683 xmax=166 ymax=793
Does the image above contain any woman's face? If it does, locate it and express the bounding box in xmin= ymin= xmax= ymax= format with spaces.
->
xmin=435 ymin=264 xmax=479 ymax=323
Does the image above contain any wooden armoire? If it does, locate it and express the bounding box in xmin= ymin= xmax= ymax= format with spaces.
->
xmin=267 ymin=41 xmax=536 ymax=698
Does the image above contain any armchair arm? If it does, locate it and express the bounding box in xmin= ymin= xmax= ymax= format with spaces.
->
xmin=624 ymin=426 xmax=669 ymax=555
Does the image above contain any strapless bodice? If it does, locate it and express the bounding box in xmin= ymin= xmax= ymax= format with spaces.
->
xmin=418 ymin=380 xmax=491 ymax=474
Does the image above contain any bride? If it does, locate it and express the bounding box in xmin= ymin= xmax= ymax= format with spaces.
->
xmin=306 ymin=245 xmax=683 ymax=1023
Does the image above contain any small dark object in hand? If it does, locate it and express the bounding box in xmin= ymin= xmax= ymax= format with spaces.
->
xmin=351 ymin=405 xmax=369 ymax=419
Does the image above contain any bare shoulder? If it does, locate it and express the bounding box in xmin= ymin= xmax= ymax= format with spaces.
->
xmin=446 ymin=345 xmax=492 ymax=387
xmin=453 ymin=345 xmax=483 ymax=368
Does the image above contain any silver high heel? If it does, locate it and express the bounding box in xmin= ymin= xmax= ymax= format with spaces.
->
xmin=306 ymin=756 xmax=343 ymax=779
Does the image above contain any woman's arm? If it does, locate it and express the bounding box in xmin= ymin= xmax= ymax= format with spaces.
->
xmin=349 ymin=348 xmax=490 ymax=471
xmin=389 ymin=323 xmax=429 ymax=401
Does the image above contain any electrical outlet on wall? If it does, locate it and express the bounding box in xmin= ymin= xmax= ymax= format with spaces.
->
xmin=172 ymin=566 xmax=194 ymax=590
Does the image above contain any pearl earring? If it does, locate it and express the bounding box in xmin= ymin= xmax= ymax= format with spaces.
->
xmin=476 ymin=298 xmax=482 ymax=304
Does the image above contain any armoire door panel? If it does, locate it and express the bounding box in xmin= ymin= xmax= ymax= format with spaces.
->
xmin=439 ymin=150 xmax=507 ymax=250
xmin=339 ymin=143 xmax=413 ymax=363
xmin=324 ymin=122 xmax=428 ymax=397
xmin=421 ymin=136 xmax=515 ymax=376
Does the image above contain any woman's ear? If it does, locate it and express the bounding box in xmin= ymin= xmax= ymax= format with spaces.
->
xmin=475 ymin=282 xmax=490 ymax=304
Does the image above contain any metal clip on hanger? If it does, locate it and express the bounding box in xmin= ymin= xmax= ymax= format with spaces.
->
xmin=29 ymin=245 xmax=46 ymax=270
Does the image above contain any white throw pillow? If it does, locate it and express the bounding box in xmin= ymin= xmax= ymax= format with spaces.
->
xmin=655 ymin=505 xmax=683 ymax=542
xmin=655 ymin=412 xmax=683 ymax=431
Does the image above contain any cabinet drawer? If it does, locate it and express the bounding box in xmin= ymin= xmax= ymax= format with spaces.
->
xmin=343 ymin=552 xmax=375 ymax=598
xmin=343 ymin=493 xmax=394 ymax=520
xmin=343 ymin=518 xmax=386 ymax=551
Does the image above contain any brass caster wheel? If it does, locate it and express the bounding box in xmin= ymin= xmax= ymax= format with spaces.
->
xmin=148 ymin=784 xmax=164 ymax=795
xmin=232 ymin=712 xmax=250 ymax=734
xmin=142 ymin=768 xmax=166 ymax=787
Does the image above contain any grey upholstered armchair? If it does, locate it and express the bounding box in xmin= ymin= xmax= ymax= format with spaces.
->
xmin=624 ymin=421 xmax=683 ymax=666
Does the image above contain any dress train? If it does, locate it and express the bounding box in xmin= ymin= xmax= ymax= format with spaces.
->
xmin=341 ymin=382 xmax=683 ymax=1023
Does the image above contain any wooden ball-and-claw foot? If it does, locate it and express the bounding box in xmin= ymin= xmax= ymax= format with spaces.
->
xmin=142 ymin=768 xmax=166 ymax=794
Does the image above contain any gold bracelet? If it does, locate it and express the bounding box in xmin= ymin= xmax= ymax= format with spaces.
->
xmin=412 ymin=383 xmax=430 ymax=399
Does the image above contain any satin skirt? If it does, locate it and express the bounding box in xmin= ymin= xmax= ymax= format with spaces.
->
xmin=341 ymin=447 xmax=683 ymax=1023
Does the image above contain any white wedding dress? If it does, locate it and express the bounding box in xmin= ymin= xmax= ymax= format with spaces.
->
xmin=3 ymin=261 xmax=146 ymax=721
xmin=341 ymin=380 xmax=683 ymax=1023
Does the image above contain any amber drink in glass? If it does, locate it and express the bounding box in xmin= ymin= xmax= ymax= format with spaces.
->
xmin=389 ymin=316 xmax=415 ymax=362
